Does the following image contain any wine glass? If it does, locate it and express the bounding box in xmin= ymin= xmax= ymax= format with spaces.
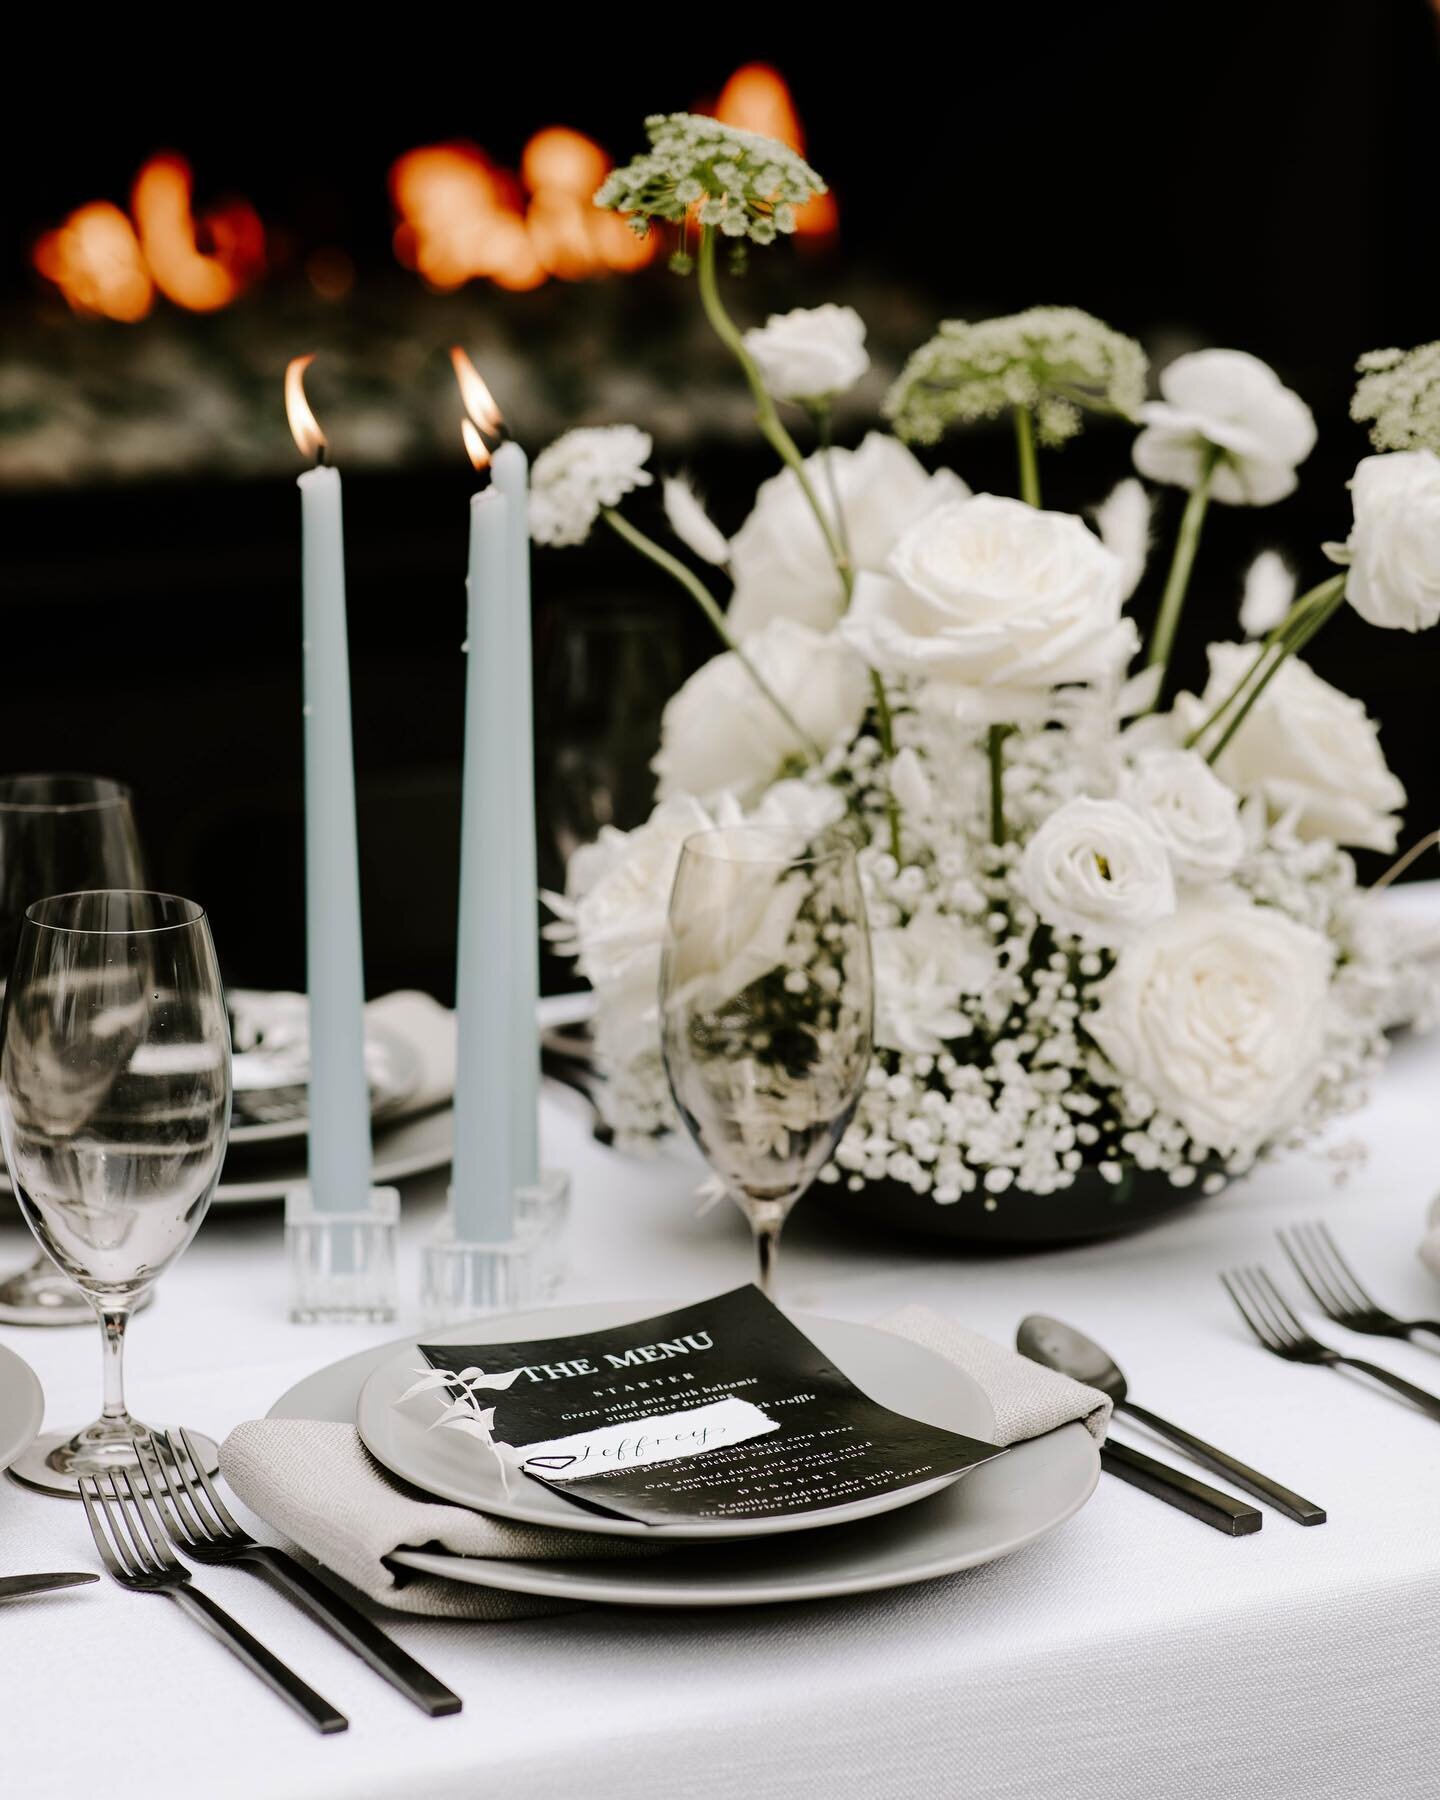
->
xmin=0 ymin=890 xmax=231 ymax=1495
xmin=660 ymin=825 xmax=873 ymax=1298
xmin=0 ymin=775 xmax=147 ymax=1326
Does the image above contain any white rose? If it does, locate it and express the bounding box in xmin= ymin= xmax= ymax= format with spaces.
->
xmin=1185 ymin=643 xmax=1405 ymax=852
xmin=1119 ymin=748 xmax=1245 ymax=884
xmin=1133 ymin=349 xmax=1316 ymax=506
xmin=1018 ymin=797 xmax=1176 ymax=948
xmin=742 ymin=304 xmax=870 ymax=404
xmin=728 ymin=433 xmax=967 ymax=637
xmin=751 ymin=778 xmax=848 ymax=840
xmin=1088 ymin=902 xmax=1332 ymax=1156
xmin=841 ymin=495 xmax=1136 ymax=715
xmin=652 ymin=619 xmax=869 ymax=805
xmin=1340 ymin=450 xmax=1440 ymax=632
xmin=873 ymin=910 xmax=995 ymax=1054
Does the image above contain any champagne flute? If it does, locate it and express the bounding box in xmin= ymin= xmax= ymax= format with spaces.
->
xmin=0 ymin=890 xmax=231 ymax=1495
xmin=660 ymin=825 xmax=873 ymax=1298
xmin=0 ymin=775 xmax=147 ymax=1326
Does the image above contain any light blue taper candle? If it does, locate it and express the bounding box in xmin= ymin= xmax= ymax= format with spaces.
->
xmin=296 ymin=452 xmax=373 ymax=1213
xmin=451 ymin=479 xmax=520 ymax=1236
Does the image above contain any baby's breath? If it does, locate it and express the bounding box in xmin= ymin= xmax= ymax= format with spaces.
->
xmin=886 ymin=306 xmax=1148 ymax=448
xmin=1352 ymin=341 xmax=1440 ymax=454
xmin=594 ymin=113 xmax=825 ymax=252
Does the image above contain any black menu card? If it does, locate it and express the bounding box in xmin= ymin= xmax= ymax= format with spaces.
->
xmin=419 ymin=1286 xmax=1003 ymax=1527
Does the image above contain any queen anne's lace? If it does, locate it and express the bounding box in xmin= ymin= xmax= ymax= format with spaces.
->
xmin=594 ymin=113 xmax=825 ymax=248
xmin=886 ymin=307 xmax=1148 ymax=448
xmin=1352 ymin=342 xmax=1440 ymax=454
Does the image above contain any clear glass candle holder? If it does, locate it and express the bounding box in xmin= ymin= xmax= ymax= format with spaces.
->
xmin=515 ymin=1169 xmax=572 ymax=1299
xmin=285 ymin=1185 xmax=400 ymax=1323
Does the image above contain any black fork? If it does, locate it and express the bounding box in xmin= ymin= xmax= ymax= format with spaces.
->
xmin=1220 ymin=1266 xmax=1440 ymax=1423
xmin=1278 ymin=1222 xmax=1440 ymax=1346
xmin=137 ymin=1429 xmax=461 ymax=1717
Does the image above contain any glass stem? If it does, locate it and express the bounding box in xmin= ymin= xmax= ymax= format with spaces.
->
xmin=99 ymin=1307 xmax=132 ymax=1425
xmin=754 ymin=1219 xmax=781 ymax=1300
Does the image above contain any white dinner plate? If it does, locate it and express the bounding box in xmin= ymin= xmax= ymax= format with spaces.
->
xmin=270 ymin=1306 xmax=1100 ymax=1607
xmin=0 ymin=1343 xmax=44 ymax=1476
xmin=355 ymin=1302 xmax=993 ymax=1542
xmin=228 ymin=1008 xmax=425 ymax=1148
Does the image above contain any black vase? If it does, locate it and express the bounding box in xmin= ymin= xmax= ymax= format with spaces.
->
xmin=818 ymin=1161 xmax=1212 ymax=1248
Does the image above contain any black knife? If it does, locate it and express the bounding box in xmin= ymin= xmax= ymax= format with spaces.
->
xmin=1101 ymin=1439 xmax=1263 ymax=1535
xmin=0 ymin=1572 xmax=100 ymax=1602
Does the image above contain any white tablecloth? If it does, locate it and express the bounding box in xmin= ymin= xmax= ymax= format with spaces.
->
xmin=5 ymin=1021 xmax=1440 ymax=1799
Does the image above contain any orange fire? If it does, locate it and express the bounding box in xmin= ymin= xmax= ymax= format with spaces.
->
xmin=450 ymin=347 xmax=504 ymax=436
xmin=712 ymin=64 xmax=838 ymax=239
xmin=284 ymin=354 xmax=326 ymax=461
xmin=34 ymin=154 xmax=265 ymax=318
xmin=460 ymin=418 xmax=492 ymax=471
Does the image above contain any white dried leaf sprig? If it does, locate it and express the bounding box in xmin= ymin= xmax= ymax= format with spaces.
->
xmin=886 ymin=307 xmax=1148 ymax=448
xmin=594 ymin=113 xmax=825 ymax=249
xmin=393 ymin=1365 xmax=525 ymax=1496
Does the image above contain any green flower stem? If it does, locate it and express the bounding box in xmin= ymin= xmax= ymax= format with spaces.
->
xmin=694 ymin=225 xmax=903 ymax=863
xmin=1013 ymin=407 xmax=1040 ymax=508
xmin=602 ymin=507 xmax=820 ymax=759
xmin=1202 ymin=575 xmax=1348 ymax=765
xmin=1183 ymin=573 xmax=1347 ymax=757
xmin=1143 ymin=443 xmax=1222 ymax=691
xmin=988 ymin=724 xmax=1012 ymax=844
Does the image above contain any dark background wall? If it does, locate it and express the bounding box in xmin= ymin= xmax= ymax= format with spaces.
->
xmin=2 ymin=4 xmax=1437 ymax=998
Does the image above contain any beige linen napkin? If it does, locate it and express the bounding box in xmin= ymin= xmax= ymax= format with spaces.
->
xmin=221 ymin=1307 xmax=1111 ymax=1622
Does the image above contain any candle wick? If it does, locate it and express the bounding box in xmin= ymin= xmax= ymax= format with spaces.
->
xmin=314 ymin=443 xmax=328 ymax=468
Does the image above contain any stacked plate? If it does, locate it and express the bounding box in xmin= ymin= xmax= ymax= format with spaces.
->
xmin=268 ymin=1301 xmax=1101 ymax=1609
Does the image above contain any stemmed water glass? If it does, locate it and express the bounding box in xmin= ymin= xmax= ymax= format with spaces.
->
xmin=0 ymin=775 xmax=147 ymax=1325
xmin=660 ymin=825 xmax=873 ymax=1299
xmin=0 ymin=890 xmax=232 ymax=1495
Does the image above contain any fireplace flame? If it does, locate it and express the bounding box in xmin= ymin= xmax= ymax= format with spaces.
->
xmin=461 ymin=418 xmax=492 ymax=472
xmin=33 ymin=202 xmax=155 ymax=322
xmin=284 ymin=354 xmax=326 ymax=461
xmin=449 ymin=347 xmax=503 ymax=435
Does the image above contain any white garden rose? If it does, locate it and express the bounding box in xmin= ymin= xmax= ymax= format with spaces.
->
xmin=1119 ymin=748 xmax=1245 ymax=884
xmin=1339 ymin=450 xmax=1440 ymax=632
xmin=1087 ymin=902 xmax=1332 ymax=1156
xmin=873 ymin=910 xmax=996 ymax=1054
xmin=841 ymin=494 xmax=1136 ymax=717
xmin=742 ymin=304 xmax=870 ymax=404
xmin=1183 ymin=643 xmax=1405 ymax=852
xmin=1018 ymin=797 xmax=1176 ymax=948
xmin=727 ymin=433 xmax=967 ymax=637
xmin=652 ymin=619 xmax=869 ymax=805
xmin=1133 ymin=349 xmax=1316 ymax=506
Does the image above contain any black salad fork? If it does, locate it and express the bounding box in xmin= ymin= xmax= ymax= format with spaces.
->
xmin=1220 ymin=1265 xmax=1440 ymax=1423
xmin=1277 ymin=1221 xmax=1440 ymax=1347
xmin=136 ymin=1429 xmax=461 ymax=1717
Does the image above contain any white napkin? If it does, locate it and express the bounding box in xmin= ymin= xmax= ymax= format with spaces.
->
xmin=220 ymin=1308 xmax=1110 ymax=1621
xmin=229 ymin=988 xmax=455 ymax=1120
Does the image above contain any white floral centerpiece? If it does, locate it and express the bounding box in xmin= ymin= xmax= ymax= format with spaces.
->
xmin=540 ymin=112 xmax=1440 ymax=1230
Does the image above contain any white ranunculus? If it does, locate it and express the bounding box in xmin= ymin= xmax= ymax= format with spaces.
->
xmin=727 ymin=434 xmax=968 ymax=637
xmin=1185 ymin=643 xmax=1405 ymax=852
xmin=1119 ymin=748 xmax=1246 ymax=884
xmin=1018 ymin=797 xmax=1176 ymax=948
xmin=1339 ymin=450 xmax=1440 ymax=632
xmin=652 ymin=619 xmax=869 ymax=805
xmin=840 ymin=494 xmax=1136 ymax=716
xmin=873 ymin=910 xmax=995 ymax=1054
xmin=742 ymin=304 xmax=870 ymax=404
xmin=1133 ymin=349 xmax=1316 ymax=506
xmin=529 ymin=425 xmax=653 ymax=547
xmin=1088 ymin=902 xmax=1333 ymax=1156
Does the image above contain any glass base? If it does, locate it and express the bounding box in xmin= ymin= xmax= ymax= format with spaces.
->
xmin=0 ymin=1256 xmax=152 ymax=1328
xmin=419 ymin=1230 xmax=544 ymax=1327
xmin=7 ymin=1420 xmax=219 ymax=1499
xmin=285 ymin=1186 xmax=399 ymax=1323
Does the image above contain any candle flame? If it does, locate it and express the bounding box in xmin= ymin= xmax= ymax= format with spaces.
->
xmin=450 ymin=347 xmax=504 ymax=435
xmin=461 ymin=418 xmax=492 ymax=472
xmin=285 ymin=354 xmax=327 ymax=460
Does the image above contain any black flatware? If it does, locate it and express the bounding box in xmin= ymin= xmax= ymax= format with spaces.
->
xmin=0 ymin=1571 xmax=100 ymax=1602
xmin=1100 ymin=1439 xmax=1263 ymax=1536
xmin=1278 ymin=1221 xmax=1440 ymax=1347
xmin=1017 ymin=1314 xmax=1325 ymax=1525
xmin=1222 ymin=1265 xmax=1440 ymax=1422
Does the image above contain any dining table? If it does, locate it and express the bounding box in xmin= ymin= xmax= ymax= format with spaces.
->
xmin=4 ymin=990 xmax=1440 ymax=1800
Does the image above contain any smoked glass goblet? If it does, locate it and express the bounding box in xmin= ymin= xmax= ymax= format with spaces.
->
xmin=0 ymin=774 xmax=147 ymax=1326
xmin=660 ymin=826 xmax=873 ymax=1299
xmin=0 ymin=891 xmax=231 ymax=1495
